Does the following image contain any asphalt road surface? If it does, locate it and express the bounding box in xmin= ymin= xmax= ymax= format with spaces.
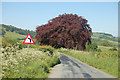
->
xmin=49 ymin=53 xmax=114 ymax=78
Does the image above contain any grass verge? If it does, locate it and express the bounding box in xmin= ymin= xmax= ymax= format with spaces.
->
xmin=58 ymin=48 xmax=118 ymax=78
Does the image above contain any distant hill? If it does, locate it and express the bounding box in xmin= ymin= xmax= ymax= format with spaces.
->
xmin=92 ymin=32 xmax=117 ymax=41
xmin=0 ymin=24 xmax=118 ymax=46
xmin=91 ymin=32 xmax=118 ymax=46
xmin=0 ymin=24 xmax=36 ymax=40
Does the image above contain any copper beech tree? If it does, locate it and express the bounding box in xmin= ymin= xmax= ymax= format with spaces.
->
xmin=35 ymin=14 xmax=92 ymax=50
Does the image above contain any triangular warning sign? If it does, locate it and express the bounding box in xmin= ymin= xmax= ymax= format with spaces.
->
xmin=23 ymin=34 xmax=35 ymax=44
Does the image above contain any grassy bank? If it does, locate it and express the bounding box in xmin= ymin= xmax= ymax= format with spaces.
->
xmin=1 ymin=46 xmax=60 ymax=78
xmin=58 ymin=48 xmax=118 ymax=77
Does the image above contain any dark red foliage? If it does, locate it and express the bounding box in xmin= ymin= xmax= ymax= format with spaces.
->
xmin=35 ymin=14 xmax=92 ymax=50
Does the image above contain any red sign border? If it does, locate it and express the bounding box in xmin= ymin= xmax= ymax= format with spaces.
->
xmin=23 ymin=34 xmax=35 ymax=44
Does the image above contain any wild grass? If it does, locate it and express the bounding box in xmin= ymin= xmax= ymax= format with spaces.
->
xmin=58 ymin=48 xmax=118 ymax=77
xmin=0 ymin=36 xmax=2 ymax=47
xmin=1 ymin=46 xmax=60 ymax=78
xmin=4 ymin=31 xmax=26 ymax=40
xmin=98 ymin=46 xmax=114 ymax=51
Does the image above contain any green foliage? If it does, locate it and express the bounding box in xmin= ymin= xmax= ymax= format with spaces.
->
xmin=2 ymin=28 xmax=6 ymax=36
xmin=2 ymin=37 xmax=26 ymax=49
xmin=92 ymin=32 xmax=118 ymax=42
xmin=109 ymin=47 xmax=117 ymax=51
xmin=86 ymin=43 xmax=101 ymax=52
xmin=97 ymin=48 xmax=102 ymax=52
xmin=1 ymin=48 xmax=60 ymax=78
xmin=100 ymin=39 xmax=112 ymax=46
xmin=4 ymin=31 xmax=26 ymax=40
xmin=92 ymin=32 xmax=118 ymax=47
xmin=2 ymin=37 xmax=11 ymax=48
xmin=2 ymin=37 xmax=19 ymax=48
xmin=1 ymin=24 xmax=36 ymax=38
xmin=5 ymin=38 xmax=18 ymax=45
xmin=38 ymin=46 xmax=55 ymax=56
xmin=98 ymin=46 xmax=113 ymax=52
xmin=0 ymin=26 xmax=5 ymax=36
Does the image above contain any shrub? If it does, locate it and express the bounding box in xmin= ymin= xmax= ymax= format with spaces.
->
xmin=2 ymin=28 xmax=6 ymax=36
xmin=86 ymin=43 xmax=98 ymax=52
xmin=100 ymin=40 xmax=112 ymax=46
xmin=109 ymin=47 xmax=117 ymax=51
xmin=2 ymin=37 xmax=11 ymax=48
xmin=97 ymin=48 xmax=102 ymax=52
xmin=1 ymin=48 xmax=60 ymax=78
xmin=39 ymin=46 xmax=55 ymax=55
xmin=2 ymin=37 xmax=26 ymax=49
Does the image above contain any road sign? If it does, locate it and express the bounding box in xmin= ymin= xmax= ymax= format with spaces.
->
xmin=23 ymin=34 xmax=35 ymax=44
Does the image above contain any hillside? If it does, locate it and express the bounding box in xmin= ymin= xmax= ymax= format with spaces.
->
xmin=92 ymin=32 xmax=118 ymax=42
xmin=0 ymin=24 xmax=118 ymax=46
xmin=4 ymin=31 xmax=26 ymax=40
xmin=1 ymin=24 xmax=36 ymax=39
xmin=92 ymin=32 xmax=118 ymax=46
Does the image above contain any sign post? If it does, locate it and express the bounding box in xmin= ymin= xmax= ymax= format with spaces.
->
xmin=27 ymin=44 xmax=30 ymax=48
xmin=23 ymin=34 xmax=35 ymax=47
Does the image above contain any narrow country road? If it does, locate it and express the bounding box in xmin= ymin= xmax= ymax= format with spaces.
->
xmin=49 ymin=53 xmax=115 ymax=78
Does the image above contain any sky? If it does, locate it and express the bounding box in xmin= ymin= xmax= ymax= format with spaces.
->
xmin=2 ymin=2 xmax=118 ymax=37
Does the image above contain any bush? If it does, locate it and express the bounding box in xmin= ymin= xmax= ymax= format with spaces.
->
xmin=2 ymin=37 xmax=26 ymax=49
xmin=109 ymin=47 xmax=117 ymax=51
xmin=2 ymin=37 xmax=19 ymax=46
xmin=1 ymin=48 xmax=60 ymax=78
xmin=100 ymin=40 xmax=112 ymax=46
xmin=86 ymin=43 xmax=100 ymax=52
xmin=2 ymin=28 xmax=6 ymax=36
xmin=2 ymin=37 xmax=11 ymax=48
xmin=97 ymin=48 xmax=102 ymax=52
xmin=86 ymin=43 xmax=98 ymax=51
xmin=39 ymin=46 xmax=55 ymax=56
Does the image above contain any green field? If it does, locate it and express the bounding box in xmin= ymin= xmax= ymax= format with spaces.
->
xmin=4 ymin=31 xmax=26 ymax=40
xmin=92 ymin=32 xmax=118 ymax=42
xmin=98 ymin=46 xmax=118 ymax=52
xmin=91 ymin=32 xmax=118 ymax=46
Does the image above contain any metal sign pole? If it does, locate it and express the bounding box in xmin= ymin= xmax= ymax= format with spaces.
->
xmin=27 ymin=44 xmax=30 ymax=48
